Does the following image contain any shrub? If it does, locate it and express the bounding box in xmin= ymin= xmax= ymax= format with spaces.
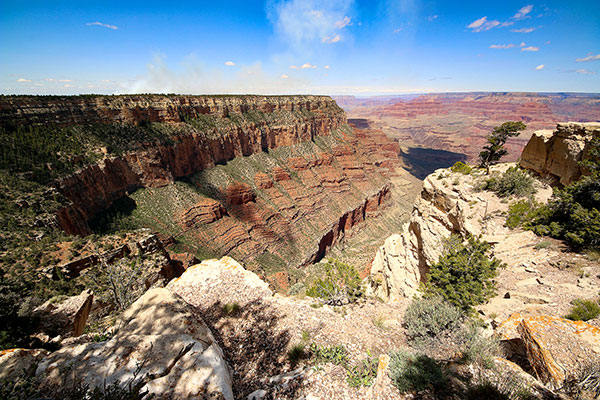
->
xmin=306 ymin=258 xmax=363 ymax=306
xmin=222 ymin=302 xmax=240 ymax=316
xmin=346 ymin=355 xmax=379 ymax=388
xmin=389 ymin=349 xmax=448 ymax=395
xmin=561 ymin=359 xmax=600 ymax=399
xmin=482 ymin=167 xmax=536 ymax=198
xmin=287 ymin=343 xmax=306 ymax=365
xmin=564 ymin=298 xmax=600 ymax=321
xmin=457 ymin=321 xmax=501 ymax=369
xmin=422 ymin=236 xmax=503 ymax=313
xmin=403 ymin=296 xmax=463 ymax=348
xmin=309 ymin=343 xmax=349 ymax=366
xmin=534 ymin=240 xmax=552 ymax=250
xmin=451 ymin=161 xmax=473 ymax=175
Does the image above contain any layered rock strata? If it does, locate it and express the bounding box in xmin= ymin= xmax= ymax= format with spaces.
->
xmin=520 ymin=122 xmax=600 ymax=185
xmin=0 ymin=95 xmax=345 ymax=235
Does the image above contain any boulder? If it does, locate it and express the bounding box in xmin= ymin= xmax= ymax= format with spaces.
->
xmin=34 ymin=289 xmax=93 ymax=337
xmin=36 ymin=288 xmax=233 ymax=400
xmin=0 ymin=348 xmax=49 ymax=381
xmin=517 ymin=315 xmax=600 ymax=389
xmin=520 ymin=122 xmax=600 ymax=186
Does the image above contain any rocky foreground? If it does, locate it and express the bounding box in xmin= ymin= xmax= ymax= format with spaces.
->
xmin=1 ymin=122 xmax=599 ymax=399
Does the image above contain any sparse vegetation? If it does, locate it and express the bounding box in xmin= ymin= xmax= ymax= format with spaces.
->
xmin=388 ymin=349 xmax=448 ymax=395
xmin=222 ymin=302 xmax=241 ymax=316
xmin=403 ymin=296 xmax=463 ymax=348
xmin=479 ymin=121 xmax=526 ymax=174
xmin=309 ymin=343 xmax=349 ymax=366
xmin=306 ymin=258 xmax=363 ymax=306
xmin=481 ymin=166 xmax=536 ymax=198
xmin=534 ymin=240 xmax=552 ymax=250
xmin=422 ymin=235 xmax=503 ymax=313
xmin=451 ymin=161 xmax=473 ymax=175
xmin=564 ymin=298 xmax=600 ymax=321
xmin=287 ymin=343 xmax=307 ymax=365
xmin=504 ymin=137 xmax=600 ymax=250
xmin=346 ymin=354 xmax=379 ymax=388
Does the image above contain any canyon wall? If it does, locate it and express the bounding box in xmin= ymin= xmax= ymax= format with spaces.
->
xmin=520 ymin=122 xmax=600 ymax=186
xmin=1 ymin=95 xmax=345 ymax=235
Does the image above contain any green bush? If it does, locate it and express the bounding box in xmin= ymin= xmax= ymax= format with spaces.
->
xmin=388 ymin=349 xmax=448 ymax=395
xmin=422 ymin=236 xmax=503 ymax=313
xmin=222 ymin=302 xmax=240 ymax=316
xmin=403 ymin=296 xmax=463 ymax=348
xmin=482 ymin=167 xmax=536 ymax=198
xmin=287 ymin=343 xmax=306 ymax=365
xmin=457 ymin=321 xmax=501 ymax=369
xmin=309 ymin=343 xmax=349 ymax=366
xmin=451 ymin=161 xmax=473 ymax=175
xmin=564 ymin=298 xmax=600 ymax=321
xmin=306 ymin=258 xmax=363 ymax=306
xmin=346 ymin=355 xmax=379 ymax=388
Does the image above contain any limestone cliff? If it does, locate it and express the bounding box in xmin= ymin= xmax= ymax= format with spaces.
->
xmin=367 ymin=164 xmax=553 ymax=302
xmin=520 ymin=122 xmax=600 ymax=186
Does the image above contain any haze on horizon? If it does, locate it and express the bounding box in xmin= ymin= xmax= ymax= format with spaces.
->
xmin=1 ymin=0 xmax=599 ymax=96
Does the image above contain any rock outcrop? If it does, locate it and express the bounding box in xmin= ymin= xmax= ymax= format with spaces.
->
xmin=517 ymin=316 xmax=600 ymax=389
xmin=520 ymin=122 xmax=600 ymax=186
xmin=35 ymin=288 xmax=233 ymax=399
xmin=367 ymin=164 xmax=553 ymax=302
xmin=33 ymin=289 xmax=93 ymax=337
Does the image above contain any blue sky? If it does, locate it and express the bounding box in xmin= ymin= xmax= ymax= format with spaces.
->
xmin=1 ymin=0 xmax=599 ymax=95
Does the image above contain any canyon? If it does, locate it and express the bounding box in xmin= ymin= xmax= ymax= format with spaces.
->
xmin=0 ymin=94 xmax=419 ymax=289
xmin=335 ymin=92 xmax=600 ymax=178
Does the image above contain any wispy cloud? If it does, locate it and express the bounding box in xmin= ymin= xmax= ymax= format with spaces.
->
xmin=576 ymin=54 xmax=600 ymax=62
xmin=535 ymin=64 xmax=545 ymax=70
xmin=17 ymin=78 xmax=31 ymax=82
xmin=511 ymin=27 xmax=536 ymax=33
xmin=86 ymin=21 xmax=118 ymax=30
xmin=335 ymin=16 xmax=351 ymax=28
xmin=576 ymin=69 xmax=596 ymax=75
xmin=324 ymin=65 xmax=330 ymax=69
xmin=280 ymin=74 xmax=289 ymax=79
xmin=289 ymin=63 xmax=317 ymax=69
xmin=267 ymin=0 xmax=353 ymax=47
xmin=490 ymin=44 xmax=516 ymax=49
xmin=322 ymin=34 xmax=341 ymax=43
xmin=467 ymin=16 xmax=500 ymax=32
xmin=521 ymin=46 xmax=539 ymax=52
xmin=512 ymin=5 xmax=533 ymax=20
xmin=427 ymin=15 xmax=438 ymax=22
xmin=224 ymin=61 xmax=236 ymax=66
xmin=46 ymin=78 xmax=72 ymax=82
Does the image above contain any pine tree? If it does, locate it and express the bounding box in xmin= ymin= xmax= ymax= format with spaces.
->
xmin=479 ymin=121 xmax=526 ymax=174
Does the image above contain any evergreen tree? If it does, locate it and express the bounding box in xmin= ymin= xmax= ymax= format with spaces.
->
xmin=479 ymin=121 xmax=526 ymax=174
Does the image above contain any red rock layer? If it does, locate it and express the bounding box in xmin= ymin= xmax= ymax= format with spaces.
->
xmin=173 ymin=125 xmax=404 ymax=272
xmin=19 ymin=95 xmax=347 ymax=235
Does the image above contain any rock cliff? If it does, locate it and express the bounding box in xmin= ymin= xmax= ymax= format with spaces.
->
xmin=367 ymin=164 xmax=553 ymax=302
xmin=520 ymin=122 xmax=600 ymax=186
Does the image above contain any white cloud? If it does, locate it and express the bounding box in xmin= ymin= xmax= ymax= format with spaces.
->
xmin=520 ymin=42 xmax=526 ymax=47
xmin=322 ymin=34 xmax=341 ymax=43
xmin=467 ymin=16 xmax=500 ymax=32
xmin=17 ymin=78 xmax=31 ymax=82
xmin=335 ymin=16 xmax=351 ymax=28
xmin=86 ymin=21 xmax=118 ymax=30
xmin=511 ymin=27 xmax=536 ymax=33
xmin=490 ymin=44 xmax=516 ymax=49
xmin=576 ymin=69 xmax=596 ymax=75
xmin=280 ymin=74 xmax=289 ymax=79
xmin=393 ymin=27 xmax=403 ymax=33
xmin=576 ymin=54 xmax=600 ymax=62
xmin=521 ymin=46 xmax=539 ymax=52
xmin=512 ymin=5 xmax=533 ymax=20
xmin=289 ymin=65 xmax=299 ymax=69
xmin=535 ymin=64 xmax=545 ymax=70
xmin=427 ymin=15 xmax=438 ymax=22
xmin=300 ymin=63 xmax=317 ymax=69
xmin=224 ymin=61 xmax=236 ymax=66
xmin=267 ymin=0 xmax=354 ymax=47
xmin=64 ymin=84 xmax=73 ymax=87
xmin=324 ymin=65 xmax=330 ymax=69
